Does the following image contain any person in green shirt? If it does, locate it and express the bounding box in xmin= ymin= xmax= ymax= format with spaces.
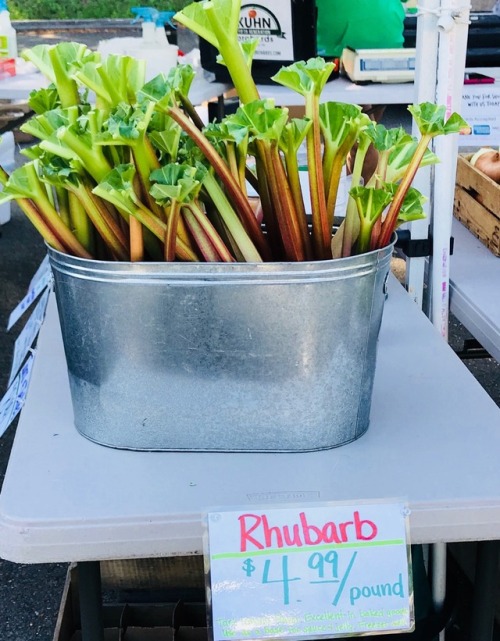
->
xmin=316 ymin=0 xmax=407 ymax=59
xmin=316 ymin=0 xmax=408 ymax=181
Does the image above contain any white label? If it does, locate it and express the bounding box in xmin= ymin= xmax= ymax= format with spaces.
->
xmin=8 ymin=288 xmax=50 ymax=386
xmin=206 ymin=501 xmax=414 ymax=641
xmin=0 ymin=35 xmax=8 ymax=57
xmin=7 ymin=260 xmax=52 ymax=331
xmin=460 ymin=84 xmax=500 ymax=146
xmin=29 ymin=254 xmax=51 ymax=290
xmin=239 ymin=2 xmax=294 ymax=61
xmin=0 ymin=354 xmax=34 ymax=438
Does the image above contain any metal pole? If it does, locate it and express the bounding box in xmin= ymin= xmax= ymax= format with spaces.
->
xmin=431 ymin=543 xmax=447 ymax=641
xmin=77 ymin=561 xmax=105 ymax=641
xmin=430 ymin=0 xmax=471 ymax=338
xmin=469 ymin=541 xmax=500 ymax=641
xmin=405 ymin=0 xmax=440 ymax=311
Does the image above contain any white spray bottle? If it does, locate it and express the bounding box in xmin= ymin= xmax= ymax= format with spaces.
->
xmin=0 ymin=0 xmax=17 ymax=60
xmin=131 ymin=7 xmax=159 ymax=47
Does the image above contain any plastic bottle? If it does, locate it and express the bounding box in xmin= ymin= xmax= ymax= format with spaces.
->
xmin=155 ymin=11 xmax=176 ymax=46
xmin=131 ymin=7 xmax=159 ymax=46
xmin=0 ymin=0 xmax=17 ymax=60
xmin=127 ymin=7 xmax=178 ymax=80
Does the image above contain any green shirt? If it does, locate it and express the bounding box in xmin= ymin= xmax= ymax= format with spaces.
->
xmin=316 ymin=0 xmax=406 ymax=58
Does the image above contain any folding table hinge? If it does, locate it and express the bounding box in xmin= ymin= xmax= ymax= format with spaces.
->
xmin=395 ymin=228 xmax=454 ymax=258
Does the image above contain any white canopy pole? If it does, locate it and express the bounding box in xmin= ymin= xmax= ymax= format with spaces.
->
xmin=430 ymin=0 xmax=471 ymax=338
xmin=405 ymin=0 xmax=440 ymax=310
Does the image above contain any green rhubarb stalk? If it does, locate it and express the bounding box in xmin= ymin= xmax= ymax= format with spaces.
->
xmin=48 ymin=46 xmax=81 ymax=108
xmin=55 ymin=186 xmax=71 ymax=227
xmin=132 ymin=138 xmax=165 ymax=221
xmin=0 ymin=164 xmax=80 ymax=255
xmin=175 ymin=0 xmax=260 ymax=106
xmin=133 ymin=199 xmax=197 ymax=261
xmin=263 ymin=144 xmax=295 ymax=260
xmin=178 ymin=94 xmax=206 ymax=131
xmin=169 ymin=105 xmax=270 ymax=259
xmin=68 ymin=191 xmax=95 ymax=254
xmin=325 ymin=154 xmax=346 ymax=228
xmin=341 ymin=134 xmax=371 ymax=257
xmin=272 ymin=59 xmax=334 ymax=259
xmin=282 ymin=148 xmax=312 ymax=260
xmin=254 ymin=148 xmax=281 ymax=257
xmin=23 ymin=163 xmax=93 ymax=258
xmin=226 ymin=142 xmax=240 ymax=187
xmin=24 ymin=201 xmax=70 ymax=253
xmin=305 ymin=90 xmax=330 ymax=259
xmin=280 ymin=118 xmax=313 ymax=260
xmin=236 ymin=138 xmax=249 ymax=195
xmin=323 ymin=124 xmax=363 ymax=225
xmin=319 ymin=103 xmax=366 ymax=230
xmin=182 ymin=206 xmax=220 ymax=261
xmin=94 ymin=165 xmax=198 ymax=261
xmin=206 ymin=10 xmax=260 ymax=104
xmin=376 ymin=135 xmax=430 ymax=249
xmin=129 ymin=215 xmax=144 ymax=262
xmin=130 ymin=168 xmax=146 ymax=261
xmin=350 ymin=186 xmax=392 ymax=255
xmin=57 ymin=127 xmax=112 ymax=183
xmin=202 ymin=170 xmax=262 ymax=262
xmin=71 ymin=183 xmax=130 ymax=260
xmin=165 ymin=198 xmax=181 ymax=261
xmin=184 ymin=201 xmax=235 ymax=262
xmin=268 ymin=143 xmax=309 ymax=262
xmin=377 ymin=103 xmax=468 ymax=249
xmin=5 ymin=192 xmax=69 ymax=253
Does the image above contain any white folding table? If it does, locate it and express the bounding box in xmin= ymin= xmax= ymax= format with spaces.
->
xmin=1 ymin=277 xmax=500 ymax=638
xmin=450 ymin=218 xmax=500 ymax=363
xmin=0 ymin=66 xmax=232 ymax=106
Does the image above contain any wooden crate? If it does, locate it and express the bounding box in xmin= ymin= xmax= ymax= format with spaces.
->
xmin=454 ymin=153 xmax=500 ymax=256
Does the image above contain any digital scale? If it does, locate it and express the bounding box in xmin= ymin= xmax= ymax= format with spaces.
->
xmin=341 ymin=47 xmax=416 ymax=83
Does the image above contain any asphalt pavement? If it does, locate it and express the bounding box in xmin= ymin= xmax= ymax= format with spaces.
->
xmin=0 ymin=22 xmax=499 ymax=641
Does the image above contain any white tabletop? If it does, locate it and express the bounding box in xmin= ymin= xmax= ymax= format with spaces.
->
xmin=255 ymin=67 xmax=500 ymax=107
xmin=0 ymin=65 xmax=231 ymax=104
xmin=1 ymin=277 xmax=500 ymax=564
xmin=0 ymin=66 xmax=413 ymax=105
xmin=450 ymin=218 xmax=500 ymax=362
xmin=1 ymin=63 xmax=497 ymax=107
xmin=257 ymin=75 xmax=415 ymax=107
xmin=0 ymin=67 xmax=47 ymax=101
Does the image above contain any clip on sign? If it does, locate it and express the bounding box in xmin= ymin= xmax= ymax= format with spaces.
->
xmin=205 ymin=500 xmax=414 ymax=640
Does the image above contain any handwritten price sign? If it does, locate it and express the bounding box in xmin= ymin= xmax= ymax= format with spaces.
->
xmin=206 ymin=501 xmax=413 ymax=640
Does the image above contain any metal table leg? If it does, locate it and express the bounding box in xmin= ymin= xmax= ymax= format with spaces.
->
xmin=469 ymin=541 xmax=500 ymax=641
xmin=77 ymin=561 xmax=104 ymax=641
xmin=431 ymin=543 xmax=447 ymax=641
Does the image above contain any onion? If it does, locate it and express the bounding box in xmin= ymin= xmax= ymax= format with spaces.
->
xmin=470 ymin=147 xmax=500 ymax=184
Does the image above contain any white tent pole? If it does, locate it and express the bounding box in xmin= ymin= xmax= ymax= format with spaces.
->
xmin=430 ymin=0 xmax=471 ymax=339
xmin=405 ymin=0 xmax=440 ymax=310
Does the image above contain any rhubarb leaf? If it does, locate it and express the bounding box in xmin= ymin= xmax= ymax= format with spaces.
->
xmin=272 ymin=58 xmax=335 ymax=97
xmin=149 ymin=164 xmax=201 ymax=203
xmin=408 ymin=102 xmax=469 ymax=136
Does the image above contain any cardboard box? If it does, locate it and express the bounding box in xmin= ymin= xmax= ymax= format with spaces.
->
xmin=54 ymin=562 xmax=208 ymax=641
xmin=453 ymin=153 xmax=500 ymax=256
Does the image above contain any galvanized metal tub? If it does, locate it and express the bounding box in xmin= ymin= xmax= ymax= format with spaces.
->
xmin=48 ymin=241 xmax=393 ymax=452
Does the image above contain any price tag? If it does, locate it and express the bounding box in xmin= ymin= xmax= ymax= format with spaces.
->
xmin=0 ymin=354 xmax=35 ymax=438
xmin=206 ymin=501 xmax=413 ymax=640
xmin=7 ymin=256 xmax=52 ymax=331
xmin=8 ymin=288 xmax=50 ymax=386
